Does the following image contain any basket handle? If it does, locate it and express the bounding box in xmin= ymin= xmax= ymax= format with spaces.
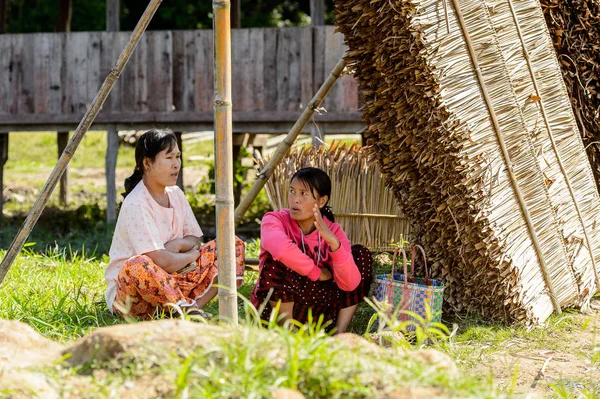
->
xmin=411 ymin=244 xmax=429 ymax=279
xmin=390 ymin=247 xmax=411 ymax=284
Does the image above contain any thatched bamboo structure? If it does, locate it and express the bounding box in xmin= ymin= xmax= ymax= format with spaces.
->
xmin=335 ymin=0 xmax=600 ymax=325
xmin=0 ymin=0 xmax=164 ymax=285
xmin=213 ymin=0 xmax=237 ymax=323
xmin=259 ymin=143 xmax=410 ymax=250
xmin=541 ymin=0 xmax=600 ymax=191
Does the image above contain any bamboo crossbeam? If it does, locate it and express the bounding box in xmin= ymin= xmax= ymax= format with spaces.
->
xmin=451 ymin=0 xmax=562 ymax=313
xmin=336 ymin=213 xmax=406 ymax=219
xmin=0 ymin=0 xmax=164 ymax=285
xmin=213 ymin=0 xmax=237 ymax=323
xmin=234 ymin=57 xmax=347 ymax=225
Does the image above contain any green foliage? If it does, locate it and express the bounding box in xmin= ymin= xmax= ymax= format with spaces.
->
xmin=245 ymin=238 xmax=261 ymax=258
xmin=5 ymin=0 xmax=336 ymax=33
xmin=7 ymin=0 xmax=105 ymax=32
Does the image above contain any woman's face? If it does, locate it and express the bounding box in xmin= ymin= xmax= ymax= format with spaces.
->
xmin=288 ymin=178 xmax=327 ymax=222
xmin=143 ymin=143 xmax=181 ymax=188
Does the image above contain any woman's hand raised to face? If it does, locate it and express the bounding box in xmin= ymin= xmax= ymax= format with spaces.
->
xmin=313 ymin=204 xmax=340 ymax=251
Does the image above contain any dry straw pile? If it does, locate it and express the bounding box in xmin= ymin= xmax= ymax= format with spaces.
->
xmin=541 ymin=0 xmax=600 ymax=189
xmin=335 ymin=0 xmax=600 ymax=325
xmin=258 ymin=142 xmax=410 ymax=250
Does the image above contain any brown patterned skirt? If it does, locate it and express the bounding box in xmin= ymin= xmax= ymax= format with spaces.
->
xmin=114 ymin=238 xmax=245 ymax=318
xmin=250 ymin=245 xmax=373 ymax=329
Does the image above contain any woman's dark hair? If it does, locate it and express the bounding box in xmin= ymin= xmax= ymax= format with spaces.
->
xmin=290 ymin=167 xmax=335 ymax=222
xmin=122 ymin=129 xmax=177 ymax=199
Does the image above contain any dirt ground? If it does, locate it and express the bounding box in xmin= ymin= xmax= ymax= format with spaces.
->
xmin=459 ymin=297 xmax=600 ymax=397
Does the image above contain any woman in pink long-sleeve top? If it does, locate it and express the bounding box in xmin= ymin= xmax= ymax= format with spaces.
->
xmin=251 ymin=167 xmax=373 ymax=333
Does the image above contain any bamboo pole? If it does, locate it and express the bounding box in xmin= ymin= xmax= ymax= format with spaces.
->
xmin=507 ymin=0 xmax=600 ymax=291
xmin=234 ymin=57 xmax=347 ymax=225
xmin=0 ymin=0 xmax=164 ymax=285
xmin=213 ymin=0 xmax=237 ymax=323
xmin=451 ymin=0 xmax=562 ymax=314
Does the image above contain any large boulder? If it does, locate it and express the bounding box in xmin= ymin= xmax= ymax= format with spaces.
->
xmin=0 ymin=371 xmax=59 ymax=399
xmin=63 ymin=319 xmax=229 ymax=366
xmin=0 ymin=320 xmax=64 ymax=370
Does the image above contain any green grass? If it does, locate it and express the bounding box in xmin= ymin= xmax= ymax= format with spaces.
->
xmin=0 ymin=246 xmax=119 ymax=341
xmin=0 ymin=247 xmax=505 ymax=398
xmin=6 ymin=131 xmax=215 ymax=174
xmin=2 ymin=242 xmax=599 ymax=397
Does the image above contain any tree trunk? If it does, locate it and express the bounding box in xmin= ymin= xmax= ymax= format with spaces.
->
xmin=0 ymin=0 xmax=7 ymax=33
xmin=231 ymin=0 xmax=241 ymax=28
xmin=106 ymin=0 xmax=120 ymax=32
xmin=55 ymin=0 xmax=73 ymax=32
xmin=310 ymin=0 xmax=325 ymax=26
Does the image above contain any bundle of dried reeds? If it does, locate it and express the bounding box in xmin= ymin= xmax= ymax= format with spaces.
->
xmin=334 ymin=0 xmax=600 ymax=325
xmin=541 ymin=0 xmax=600 ymax=190
xmin=258 ymin=142 xmax=410 ymax=250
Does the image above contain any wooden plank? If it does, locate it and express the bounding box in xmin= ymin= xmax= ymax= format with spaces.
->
xmin=33 ymin=34 xmax=50 ymax=114
xmin=0 ymin=110 xmax=362 ymax=125
xmin=312 ymin=27 xmax=327 ymax=97
xmin=121 ymin=31 xmax=142 ymax=113
xmin=135 ymin=32 xmax=149 ymax=113
xmin=287 ymin=27 xmax=302 ymax=112
xmin=0 ymin=121 xmax=364 ymax=134
xmin=276 ymin=29 xmax=289 ymax=111
xmin=263 ymin=28 xmax=278 ymax=110
xmin=310 ymin=0 xmax=326 ymax=26
xmin=105 ymin=126 xmax=119 ymax=223
xmin=147 ymin=31 xmax=173 ymax=112
xmin=180 ymin=31 xmax=196 ymax=111
xmin=194 ymin=29 xmax=213 ymax=112
xmin=0 ymin=35 xmax=10 ymax=114
xmin=106 ymin=0 xmax=120 ymax=32
xmin=8 ymin=35 xmax=19 ymax=114
xmin=74 ymin=33 xmax=90 ymax=114
xmin=300 ymin=27 xmax=313 ymax=108
xmin=232 ymin=29 xmax=250 ymax=111
xmin=99 ymin=32 xmax=112 ymax=113
xmin=112 ymin=32 xmax=131 ymax=113
xmin=9 ymin=34 xmax=30 ymax=114
xmin=322 ymin=26 xmax=340 ymax=112
xmin=333 ymin=30 xmax=357 ymax=111
xmin=86 ymin=32 xmax=102 ymax=111
xmin=47 ymin=34 xmax=63 ymax=114
xmin=19 ymin=34 xmax=35 ymax=114
xmin=249 ymin=29 xmax=264 ymax=111
xmin=172 ymin=31 xmax=184 ymax=111
xmin=63 ymin=32 xmax=89 ymax=114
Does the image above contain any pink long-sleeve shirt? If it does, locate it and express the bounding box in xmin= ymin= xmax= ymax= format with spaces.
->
xmin=259 ymin=209 xmax=361 ymax=291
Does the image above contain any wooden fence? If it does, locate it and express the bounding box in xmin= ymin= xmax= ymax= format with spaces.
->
xmin=0 ymin=26 xmax=363 ymax=221
xmin=0 ymin=26 xmax=361 ymax=133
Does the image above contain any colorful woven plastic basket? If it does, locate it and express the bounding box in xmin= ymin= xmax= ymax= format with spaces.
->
xmin=374 ymin=245 xmax=444 ymax=331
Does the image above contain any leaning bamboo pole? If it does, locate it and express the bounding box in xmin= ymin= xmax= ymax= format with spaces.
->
xmin=213 ymin=0 xmax=237 ymax=323
xmin=0 ymin=0 xmax=164 ymax=285
xmin=234 ymin=57 xmax=347 ymax=225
